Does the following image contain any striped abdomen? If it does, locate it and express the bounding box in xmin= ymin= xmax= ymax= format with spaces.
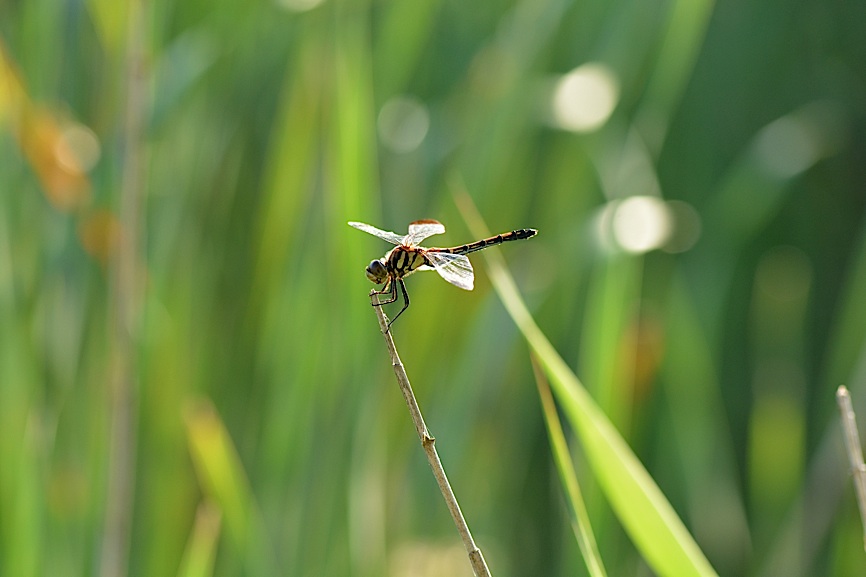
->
xmin=433 ymin=229 xmax=537 ymax=256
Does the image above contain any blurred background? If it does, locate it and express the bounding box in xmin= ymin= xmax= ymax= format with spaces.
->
xmin=1 ymin=0 xmax=865 ymax=575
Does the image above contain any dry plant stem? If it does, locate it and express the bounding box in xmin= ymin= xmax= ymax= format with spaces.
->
xmin=836 ymin=385 xmax=866 ymax=551
xmin=371 ymin=293 xmax=492 ymax=577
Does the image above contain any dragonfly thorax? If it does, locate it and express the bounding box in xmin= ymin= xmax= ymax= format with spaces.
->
xmin=386 ymin=246 xmax=428 ymax=280
xmin=365 ymin=259 xmax=389 ymax=284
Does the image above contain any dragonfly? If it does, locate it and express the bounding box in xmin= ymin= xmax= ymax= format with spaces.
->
xmin=348 ymin=219 xmax=537 ymax=330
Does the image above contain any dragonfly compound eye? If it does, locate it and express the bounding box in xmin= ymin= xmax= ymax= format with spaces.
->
xmin=365 ymin=260 xmax=388 ymax=284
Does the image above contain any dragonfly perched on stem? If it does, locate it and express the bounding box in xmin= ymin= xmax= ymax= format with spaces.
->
xmin=349 ymin=219 xmax=537 ymax=330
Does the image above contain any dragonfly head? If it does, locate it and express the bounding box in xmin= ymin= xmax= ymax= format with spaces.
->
xmin=365 ymin=259 xmax=389 ymax=284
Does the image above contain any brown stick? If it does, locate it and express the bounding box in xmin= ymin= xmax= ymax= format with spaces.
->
xmin=837 ymin=386 xmax=866 ymax=551
xmin=371 ymin=293 xmax=492 ymax=577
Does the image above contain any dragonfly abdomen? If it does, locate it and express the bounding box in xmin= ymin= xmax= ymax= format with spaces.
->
xmin=436 ymin=228 xmax=538 ymax=255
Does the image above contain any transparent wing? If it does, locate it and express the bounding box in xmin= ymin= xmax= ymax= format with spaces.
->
xmin=404 ymin=219 xmax=446 ymax=246
xmin=425 ymin=251 xmax=474 ymax=290
xmin=348 ymin=221 xmax=405 ymax=245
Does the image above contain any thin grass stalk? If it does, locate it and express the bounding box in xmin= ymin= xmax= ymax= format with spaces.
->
xmin=100 ymin=1 xmax=148 ymax=575
xmin=370 ymin=293 xmax=491 ymax=577
xmin=530 ymin=354 xmax=608 ymax=577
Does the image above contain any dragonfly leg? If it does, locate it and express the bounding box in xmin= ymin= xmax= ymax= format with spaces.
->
xmin=371 ymin=278 xmax=398 ymax=306
xmin=386 ymin=278 xmax=410 ymax=330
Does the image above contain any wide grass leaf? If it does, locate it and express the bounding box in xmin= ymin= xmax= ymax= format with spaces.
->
xmin=457 ymin=192 xmax=718 ymax=577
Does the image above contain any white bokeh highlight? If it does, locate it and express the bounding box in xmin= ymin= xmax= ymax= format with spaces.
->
xmin=377 ymin=95 xmax=430 ymax=153
xmin=55 ymin=123 xmax=101 ymax=173
xmin=551 ymin=63 xmax=619 ymax=133
xmin=612 ymin=196 xmax=672 ymax=254
xmin=595 ymin=196 xmax=698 ymax=255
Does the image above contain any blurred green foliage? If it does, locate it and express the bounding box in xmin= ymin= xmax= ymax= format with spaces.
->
xmin=1 ymin=0 xmax=865 ymax=575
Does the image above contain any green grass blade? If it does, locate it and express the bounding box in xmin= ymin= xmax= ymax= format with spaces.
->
xmin=176 ymin=502 xmax=222 ymax=577
xmin=456 ymin=190 xmax=718 ymax=577
xmin=531 ymin=355 xmax=608 ymax=577
xmin=184 ymin=400 xmax=276 ymax=576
